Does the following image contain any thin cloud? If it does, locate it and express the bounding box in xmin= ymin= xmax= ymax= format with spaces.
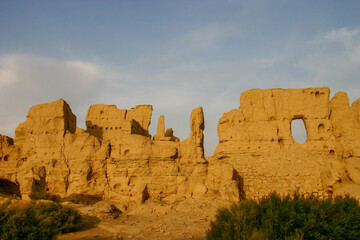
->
xmin=1 ymin=27 xmax=360 ymax=156
xmin=0 ymin=54 xmax=102 ymax=137
xmin=65 ymin=61 xmax=99 ymax=81
xmin=297 ymin=27 xmax=360 ymax=102
xmin=178 ymin=23 xmax=235 ymax=49
xmin=0 ymin=56 xmax=19 ymax=87
xmin=320 ymin=27 xmax=360 ymax=48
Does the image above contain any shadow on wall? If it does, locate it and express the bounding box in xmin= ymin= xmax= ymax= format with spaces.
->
xmin=85 ymin=120 xmax=104 ymax=140
xmin=85 ymin=119 xmax=150 ymax=140
xmin=0 ymin=178 xmax=21 ymax=197
xmin=233 ymin=169 xmax=246 ymax=200
xmin=62 ymin=193 xmax=103 ymax=205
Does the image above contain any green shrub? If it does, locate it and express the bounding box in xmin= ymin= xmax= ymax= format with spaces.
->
xmin=206 ymin=192 xmax=360 ymax=240
xmin=0 ymin=200 xmax=82 ymax=240
xmin=29 ymin=191 xmax=60 ymax=203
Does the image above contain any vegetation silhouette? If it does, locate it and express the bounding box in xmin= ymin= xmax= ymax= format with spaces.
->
xmin=0 ymin=200 xmax=82 ymax=240
xmin=206 ymin=192 xmax=360 ymax=240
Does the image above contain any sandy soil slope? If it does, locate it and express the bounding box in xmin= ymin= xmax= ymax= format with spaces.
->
xmin=58 ymin=198 xmax=228 ymax=240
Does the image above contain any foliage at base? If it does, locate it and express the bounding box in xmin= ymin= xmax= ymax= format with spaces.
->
xmin=0 ymin=200 xmax=82 ymax=240
xmin=29 ymin=191 xmax=60 ymax=203
xmin=206 ymin=192 xmax=360 ymax=240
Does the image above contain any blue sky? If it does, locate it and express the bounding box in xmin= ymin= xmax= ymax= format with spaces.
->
xmin=1 ymin=0 xmax=360 ymax=156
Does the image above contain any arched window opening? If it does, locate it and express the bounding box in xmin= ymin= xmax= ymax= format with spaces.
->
xmin=291 ymin=119 xmax=307 ymax=144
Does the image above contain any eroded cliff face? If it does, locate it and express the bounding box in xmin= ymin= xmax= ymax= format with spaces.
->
xmin=1 ymin=87 xmax=360 ymax=206
xmin=0 ymin=99 xmax=239 ymax=206
xmin=214 ymin=87 xmax=360 ymax=199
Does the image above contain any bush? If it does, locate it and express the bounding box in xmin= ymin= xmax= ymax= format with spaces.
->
xmin=0 ymin=200 xmax=82 ymax=240
xmin=206 ymin=192 xmax=360 ymax=240
xmin=29 ymin=191 xmax=60 ymax=203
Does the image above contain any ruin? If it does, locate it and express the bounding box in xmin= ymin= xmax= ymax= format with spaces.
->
xmin=215 ymin=87 xmax=360 ymax=199
xmin=1 ymin=87 xmax=360 ymax=206
xmin=0 ymin=99 xmax=238 ymax=206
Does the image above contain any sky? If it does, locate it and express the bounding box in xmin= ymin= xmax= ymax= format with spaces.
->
xmin=1 ymin=0 xmax=360 ymax=156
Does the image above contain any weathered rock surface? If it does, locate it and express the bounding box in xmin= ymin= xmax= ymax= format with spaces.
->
xmin=214 ymin=87 xmax=360 ymax=199
xmin=1 ymin=87 xmax=360 ymax=206
xmin=0 ymin=99 xmax=237 ymax=205
xmin=85 ymin=104 xmax=152 ymax=139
